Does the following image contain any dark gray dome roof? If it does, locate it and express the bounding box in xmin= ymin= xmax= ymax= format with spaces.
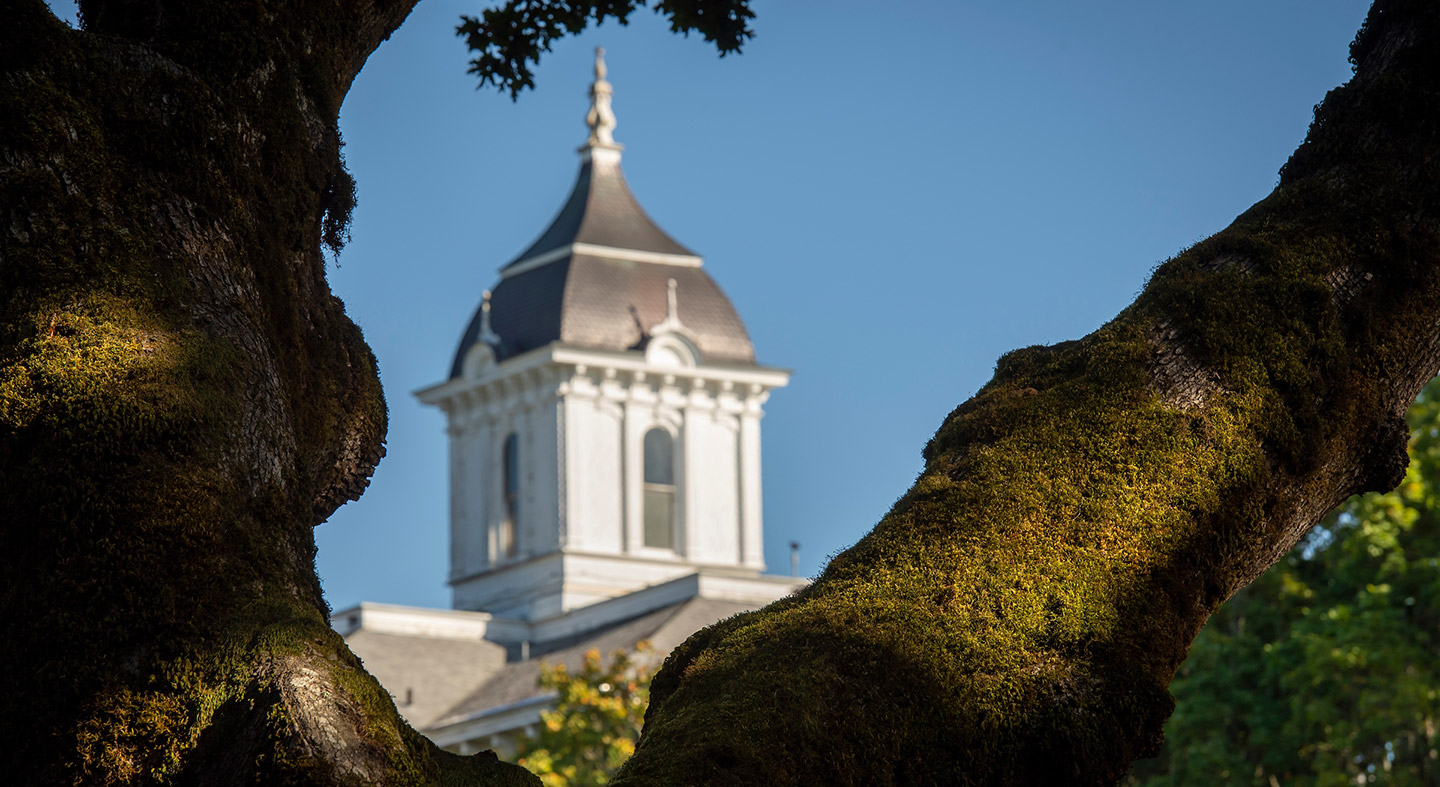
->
xmin=450 ymin=152 xmax=755 ymax=378
xmin=506 ymin=156 xmax=694 ymax=264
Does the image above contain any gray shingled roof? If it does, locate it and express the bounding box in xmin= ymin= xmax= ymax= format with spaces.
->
xmin=507 ymin=156 xmax=694 ymax=263
xmin=428 ymin=597 xmax=758 ymax=729
xmin=450 ymin=156 xmax=755 ymax=376
xmin=345 ymin=631 xmax=508 ymax=729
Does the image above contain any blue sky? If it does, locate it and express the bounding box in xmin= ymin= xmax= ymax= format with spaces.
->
xmin=48 ymin=0 xmax=1377 ymax=611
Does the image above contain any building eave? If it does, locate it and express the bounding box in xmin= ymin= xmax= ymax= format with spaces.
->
xmin=417 ymin=342 xmax=791 ymax=409
xmin=423 ymin=693 xmax=557 ymax=748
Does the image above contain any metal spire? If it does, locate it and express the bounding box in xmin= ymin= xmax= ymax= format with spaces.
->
xmin=479 ymin=290 xmax=501 ymax=346
xmin=584 ymin=47 xmax=621 ymax=150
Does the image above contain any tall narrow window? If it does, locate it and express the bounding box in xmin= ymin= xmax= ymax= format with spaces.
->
xmin=500 ymin=432 xmax=519 ymax=560
xmin=642 ymin=428 xmax=676 ymax=549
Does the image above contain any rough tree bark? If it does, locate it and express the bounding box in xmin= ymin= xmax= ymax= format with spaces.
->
xmin=0 ymin=1 xmax=535 ymax=783
xmin=613 ymin=1 xmax=1440 ymax=785
xmin=3 ymin=0 xmax=1438 ymax=785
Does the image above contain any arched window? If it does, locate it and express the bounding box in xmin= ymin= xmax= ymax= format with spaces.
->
xmin=500 ymin=432 xmax=519 ymax=560
xmin=642 ymin=428 xmax=676 ymax=549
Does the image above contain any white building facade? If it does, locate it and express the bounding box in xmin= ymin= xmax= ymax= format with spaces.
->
xmin=414 ymin=47 xmax=791 ymax=622
xmin=340 ymin=49 xmax=801 ymax=754
xmin=418 ymin=340 xmax=788 ymax=619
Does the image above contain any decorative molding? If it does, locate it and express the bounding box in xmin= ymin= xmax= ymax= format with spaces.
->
xmin=500 ymin=242 xmax=703 ymax=280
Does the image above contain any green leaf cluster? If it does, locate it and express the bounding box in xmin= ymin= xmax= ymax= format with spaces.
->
xmin=515 ymin=643 xmax=655 ymax=786
xmin=1131 ymin=378 xmax=1440 ymax=786
xmin=456 ymin=1 xmax=755 ymax=98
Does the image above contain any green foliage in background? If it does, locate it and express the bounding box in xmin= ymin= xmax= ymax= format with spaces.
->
xmin=1131 ymin=379 xmax=1440 ymax=786
xmin=515 ymin=644 xmax=655 ymax=786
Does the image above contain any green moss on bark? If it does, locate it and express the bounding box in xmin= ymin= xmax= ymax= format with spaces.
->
xmin=0 ymin=4 xmax=532 ymax=784
xmin=615 ymin=2 xmax=1440 ymax=785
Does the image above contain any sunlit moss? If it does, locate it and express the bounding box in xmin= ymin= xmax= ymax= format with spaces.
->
xmin=617 ymin=3 xmax=1440 ymax=784
xmin=1 ymin=8 xmax=531 ymax=785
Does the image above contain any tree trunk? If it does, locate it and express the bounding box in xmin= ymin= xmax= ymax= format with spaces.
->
xmin=0 ymin=1 xmax=533 ymax=783
xmin=612 ymin=1 xmax=1440 ymax=785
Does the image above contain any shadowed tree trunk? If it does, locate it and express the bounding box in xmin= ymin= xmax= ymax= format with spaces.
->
xmin=613 ymin=1 xmax=1440 ymax=785
xmin=3 ymin=0 xmax=1439 ymax=784
xmin=0 ymin=1 xmax=534 ymax=783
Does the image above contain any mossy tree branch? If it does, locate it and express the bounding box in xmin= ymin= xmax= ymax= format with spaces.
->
xmin=611 ymin=1 xmax=1440 ymax=785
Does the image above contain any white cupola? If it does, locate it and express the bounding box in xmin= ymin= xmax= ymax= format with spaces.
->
xmin=416 ymin=49 xmax=790 ymax=621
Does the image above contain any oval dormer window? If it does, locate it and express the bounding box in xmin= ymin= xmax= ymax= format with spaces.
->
xmin=644 ymin=334 xmax=698 ymax=368
xmin=649 ymin=345 xmax=685 ymax=367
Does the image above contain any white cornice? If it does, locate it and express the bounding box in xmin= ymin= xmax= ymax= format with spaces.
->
xmin=331 ymin=602 xmax=494 ymax=640
xmin=415 ymin=344 xmax=555 ymax=405
xmin=500 ymin=242 xmax=703 ymax=279
xmin=416 ymin=343 xmax=791 ymax=408
xmin=551 ymin=345 xmax=792 ymax=387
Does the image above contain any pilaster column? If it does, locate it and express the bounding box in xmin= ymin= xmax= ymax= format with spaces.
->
xmin=621 ymin=394 xmax=644 ymax=554
xmin=446 ymin=411 xmax=468 ymax=581
xmin=739 ymin=387 xmax=768 ymax=570
xmin=472 ymin=410 xmax=497 ymax=571
xmin=680 ymin=378 xmax=703 ymax=560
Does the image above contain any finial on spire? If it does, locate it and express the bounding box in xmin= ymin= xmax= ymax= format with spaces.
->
xmin=584 ymin=47 xmax=620 ymax=150
xmin=650 ymin=278 xmax=686 ymax=335
xmin=479 ymin=290 xmax=501 ymax=346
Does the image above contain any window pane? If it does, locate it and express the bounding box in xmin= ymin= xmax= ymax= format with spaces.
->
xmin=502 ymin=433 xmax=519 ymax=559
xmin=643 ymin=429 xmax=673 ymax=485
xmin=643 ymin=488 xmax=674 ymax=549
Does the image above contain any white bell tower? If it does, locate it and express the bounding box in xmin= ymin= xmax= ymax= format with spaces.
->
xmin=416 ymin=49 xmax=791 ymax=621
